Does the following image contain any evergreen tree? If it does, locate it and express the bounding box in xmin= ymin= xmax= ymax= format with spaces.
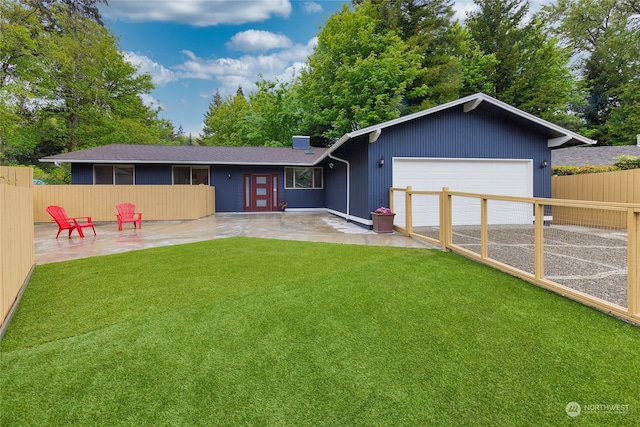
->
xmin=352 ymin=0 xmax=464 ymax=109
xmin=464 ymin=0 xmax=583 ymax=127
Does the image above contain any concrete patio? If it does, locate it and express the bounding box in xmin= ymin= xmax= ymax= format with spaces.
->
xmin=35 ymin=212 xmax=433 ymax=264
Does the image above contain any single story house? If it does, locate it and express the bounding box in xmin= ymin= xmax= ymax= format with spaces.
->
xmin=41 ymin=93 xmax=595 ymax=228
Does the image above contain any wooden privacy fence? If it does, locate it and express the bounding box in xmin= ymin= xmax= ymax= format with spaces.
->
xmin=552 ymin=169 xmax=640 ymax=228
xmin=391 ymin=187 xmax=640 ymax=325
xmin=33 ymin=185 xmax=215 ymax=222
xmin=0 ymin=167 xmax=35 ymax=332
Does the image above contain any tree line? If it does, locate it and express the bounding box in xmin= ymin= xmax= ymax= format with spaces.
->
xmin=2 ymin=0 xmax=639 ymax=176
xmin=0 ymin=0 xmax=187 ymax=171
xmin=202 ymin=0 xmax=639 ymax=148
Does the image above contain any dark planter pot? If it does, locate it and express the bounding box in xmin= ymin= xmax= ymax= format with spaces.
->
xmin=371 ymin=212 xmax=395 ymax=233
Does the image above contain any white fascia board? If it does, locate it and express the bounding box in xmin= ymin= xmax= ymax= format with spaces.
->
xmin=39 ymin=159 xmax=322 ymax=166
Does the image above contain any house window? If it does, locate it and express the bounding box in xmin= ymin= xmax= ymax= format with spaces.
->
xmin=94 ymin=165 xmax=134 ymax=185
xmin=173 ymin=166 xmax=210 ymax=185
xmin=285 ymin=167 xmax=323 ymax=189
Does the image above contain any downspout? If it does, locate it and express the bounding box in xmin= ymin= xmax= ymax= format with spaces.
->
xmin=328 ymin=152 xmax=350 ymax=221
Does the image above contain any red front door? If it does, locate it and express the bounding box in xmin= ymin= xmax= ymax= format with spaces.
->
xmin=245 ymin=174 xmax=278 ymax=212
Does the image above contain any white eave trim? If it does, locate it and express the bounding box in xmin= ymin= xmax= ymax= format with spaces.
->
xmin=548 ymin=135 xmax=572 ymax=148
xmin=463 ymin=98 xmax=482 ymax=112
xmin=368 ymin=128 xmax=382 ymax=143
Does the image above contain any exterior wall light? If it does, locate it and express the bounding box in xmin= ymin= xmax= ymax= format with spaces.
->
xmin=540 ymin=159 xmax=548 ymax=169
xmin=378 ymin=156 xmax=385 ymax=167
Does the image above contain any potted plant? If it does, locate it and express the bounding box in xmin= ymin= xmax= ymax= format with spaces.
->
xmin=371 ymin=206 xmax=395 ymax=233
xmin=279 ymin=200 xmax=288 ymax=211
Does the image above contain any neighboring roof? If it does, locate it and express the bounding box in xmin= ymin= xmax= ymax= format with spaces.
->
xmin=552 ymin=145 xmax=640 ymax=167
xmin=40 ymin=144 xmax=329 ymax=166
xmin=328 ymin=92 xmax=596 ymax=152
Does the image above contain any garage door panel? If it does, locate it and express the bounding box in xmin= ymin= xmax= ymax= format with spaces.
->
xmin=392 ymin=158 xmax=532 ymax=227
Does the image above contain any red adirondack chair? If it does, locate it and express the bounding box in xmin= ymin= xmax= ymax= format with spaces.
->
xmin=116 ymin=203 xmax=143 ymax=231
xmin=46 ymin=205 xmax=96 ymax=239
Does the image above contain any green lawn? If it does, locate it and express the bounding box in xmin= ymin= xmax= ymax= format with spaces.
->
xmin=1 ymin=237 xmax=638 ymax=426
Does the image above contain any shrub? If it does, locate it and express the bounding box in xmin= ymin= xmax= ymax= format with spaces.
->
xmin=614 ymin=155 xmax=640 ymax=170
xmin=551 ymin=165 xmax=618 ymax=176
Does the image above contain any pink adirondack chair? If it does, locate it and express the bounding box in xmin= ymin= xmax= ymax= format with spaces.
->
xmin=116 ymin=203 xmax=143 ymax=231
xmin=46 ymin=205 xmax=96 ymax=239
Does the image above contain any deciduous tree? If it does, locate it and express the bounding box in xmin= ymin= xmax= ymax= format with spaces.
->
xmin=541 ymin=0 xmax=640 ymax=144
xmin=295 ymin=2 xmax=426 ymax=142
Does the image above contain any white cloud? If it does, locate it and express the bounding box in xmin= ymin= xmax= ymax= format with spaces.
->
xmin=302 ymin=2 xmax=323 ymax=14
xmin=139 ymin=93 xmax=163 ymax=110
xmin=123 ymin=52 xmax=178 ymax=86
xmin=104 ymin=0 xmax=292 ymax=26
xmin=174 ymin=37 xmax=316 ymax=95
xmin=226 ymin=30 xmax=293 ymax=52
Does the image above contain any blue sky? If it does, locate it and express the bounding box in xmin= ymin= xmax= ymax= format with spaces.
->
xmin=99 ymin=1 xmax=543 ymax=138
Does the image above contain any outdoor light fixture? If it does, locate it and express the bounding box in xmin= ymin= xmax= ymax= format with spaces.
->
xmin=329 ymin=162 xmax=334 ymax=169
xmin=378 ymin=156 xmax=385 ymax=167
xmin=227 ymin=173 xmax=232 ymax=179
xmin=540 ymin=159 xmax=548 ymax=169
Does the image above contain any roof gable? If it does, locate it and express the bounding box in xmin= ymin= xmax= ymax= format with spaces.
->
xmin=330 ymin=93 xmax=595 ymax=150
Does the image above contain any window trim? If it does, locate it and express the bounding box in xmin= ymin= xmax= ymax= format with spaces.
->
xmin=93 ymin=164 xmax=135 ymax=185
xmin=284 ymin=167 xmax=323 ymax=189
xmin=172 ymin=165 xmax=210 ymax=185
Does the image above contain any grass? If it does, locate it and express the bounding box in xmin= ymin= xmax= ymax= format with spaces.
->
xmin=1 ymin=236 xmax=639 ymax=426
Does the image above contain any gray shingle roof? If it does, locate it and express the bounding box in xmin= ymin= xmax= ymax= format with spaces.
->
xmin=40 ymin=144 xmax=329 ymax=166
xmin=552 ymin=145 xmax=640 ymax=167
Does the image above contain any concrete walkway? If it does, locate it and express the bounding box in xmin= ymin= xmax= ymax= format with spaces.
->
xmin=35 ymin=212 xmax=433 ymax=264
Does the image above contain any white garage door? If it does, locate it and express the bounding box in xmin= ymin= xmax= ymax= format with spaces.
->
xmin=392 ymin=158 xmax=533 ymax=226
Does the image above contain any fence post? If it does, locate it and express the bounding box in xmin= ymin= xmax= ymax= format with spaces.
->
xmin=440 ymin=187 xmax=451 ymax=251
xmin=405 ymin=186 xmax=413 ymax=236
xmin=480 ymin=197 xmax=488 ymax=259
xmin=628 ymin=208 xmax=640 ymax=317
xmin=534 ymin=202 xmax=545 ymax=281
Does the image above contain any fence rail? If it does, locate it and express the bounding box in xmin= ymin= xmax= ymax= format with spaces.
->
xmin=391 ymin=186 xmax=640 ymax=325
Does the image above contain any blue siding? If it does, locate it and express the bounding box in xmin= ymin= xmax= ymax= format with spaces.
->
xmin=72 ymin=164 xmax=93 ymax=184
xmin=134 ymin=164 xmax=172 ymax=184
xmin=324 ymin=160 xmax=347 ymax=212
xmin=332 ymin=136 xmax=370 ymax=220
xmin=212 ymin=165 xmax=324 ymax=212
xmin=364 ymin=106 xmax=553 ymax=215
